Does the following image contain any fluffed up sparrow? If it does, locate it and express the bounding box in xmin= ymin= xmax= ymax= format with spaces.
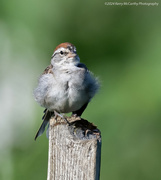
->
xmin=34 ymin=42 xmax=99 ymax=140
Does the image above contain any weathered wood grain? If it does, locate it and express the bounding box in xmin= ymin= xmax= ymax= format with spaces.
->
xmin=47 ymin=116 xmax=101 ymax=180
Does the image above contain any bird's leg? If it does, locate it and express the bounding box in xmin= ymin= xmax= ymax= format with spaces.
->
xmin=54 ymin=110 xmax=70 ymax=125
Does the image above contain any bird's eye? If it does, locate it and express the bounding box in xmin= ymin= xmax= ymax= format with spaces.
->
xmin=60 ymin=51 xmax=64 ymax=55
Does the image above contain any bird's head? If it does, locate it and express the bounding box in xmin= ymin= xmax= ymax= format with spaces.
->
xmin=51 ymin=42 xmax=80 ymax=67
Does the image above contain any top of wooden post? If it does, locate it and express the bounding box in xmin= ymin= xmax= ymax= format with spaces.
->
xmin=47 ymin=115 xmax=101 ymax=180
xmin=50 ymin=115 xmax=101 ymax=141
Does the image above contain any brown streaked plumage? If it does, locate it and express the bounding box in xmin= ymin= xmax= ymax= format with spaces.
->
xmin=43 ymin=64 xmax=53 ymax=75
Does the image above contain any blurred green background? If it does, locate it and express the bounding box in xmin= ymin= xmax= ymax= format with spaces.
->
xmin=0 ymin=0 xmax=161 ymax=179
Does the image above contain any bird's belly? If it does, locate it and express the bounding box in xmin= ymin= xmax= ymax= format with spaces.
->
xmin=45 ymin=85 xmax=88 ymax=113
xmin=68 ymin=87 xmax=88 ymax=111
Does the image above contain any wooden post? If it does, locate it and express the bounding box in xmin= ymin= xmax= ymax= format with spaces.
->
xmin=47 ymin=116 xmax=101 ymax=180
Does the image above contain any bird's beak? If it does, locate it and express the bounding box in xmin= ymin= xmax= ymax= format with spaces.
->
xmin=67 ymin=52 xmax=77 ymax=58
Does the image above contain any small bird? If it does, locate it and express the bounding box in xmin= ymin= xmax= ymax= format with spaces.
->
xmin=34 ymin=42 xmax=99 ymax=140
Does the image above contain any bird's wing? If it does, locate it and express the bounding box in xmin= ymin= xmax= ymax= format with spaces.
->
xmin=72 ymin=102 xmax=89 ymax=116
xmin=76 ymin=63 xmax=88 ymax=71
xmin=42 ymin=64 xmax=53 ymax=74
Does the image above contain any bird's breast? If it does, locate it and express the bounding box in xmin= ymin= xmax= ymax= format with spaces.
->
xmin=46 ymin=71 xmax=88 ymax=113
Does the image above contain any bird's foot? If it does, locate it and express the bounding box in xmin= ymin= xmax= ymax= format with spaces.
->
xmin=71 ymin=114 xmax=81 ymax=122
xmin=71 ymin=113 xmax=81 ymax=118
xmin=54 ymin=110 xmax=70 ymax=125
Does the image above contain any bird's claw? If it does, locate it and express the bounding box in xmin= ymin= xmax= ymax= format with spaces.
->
xmin=54 ymin=110 xmax=70 ymax=125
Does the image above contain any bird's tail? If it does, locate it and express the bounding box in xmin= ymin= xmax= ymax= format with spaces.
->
xmin=34 ymin=109 xmax=54 ymax=140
